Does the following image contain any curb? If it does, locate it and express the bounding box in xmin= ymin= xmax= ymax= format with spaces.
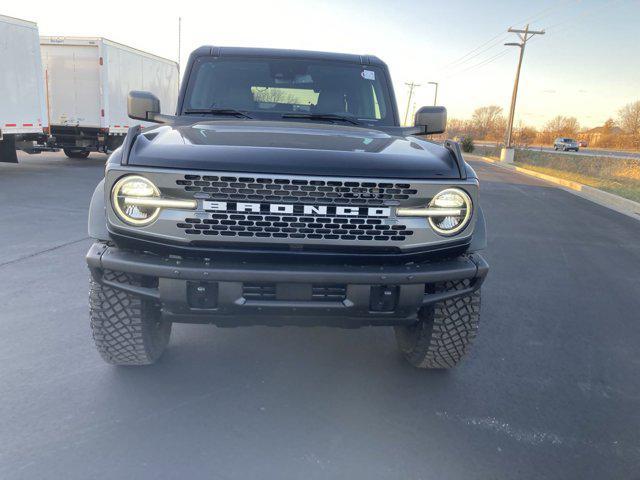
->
xmin=466 ymin=154 xmax=640 ymax=221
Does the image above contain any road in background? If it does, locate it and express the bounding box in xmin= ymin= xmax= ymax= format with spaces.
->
xmin=1 ymin=153 xmax=639 ymax=479
xmin=475 ymin=141 xmax=640 ymax=159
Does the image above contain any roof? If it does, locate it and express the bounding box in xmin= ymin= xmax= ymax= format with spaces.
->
xmin=190 ymin=45 xmax=386 ymax=66
xmin=582 ymin=125 xmax=624 ymax=135
xmin=0 ymin=13 xmax=38 ymax=28
xmin=40 ymin=36 xmax=178 ymax=66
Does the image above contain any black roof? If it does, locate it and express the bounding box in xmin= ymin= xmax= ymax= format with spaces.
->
xmin=189 ymin=45 xmax=386 ymax=66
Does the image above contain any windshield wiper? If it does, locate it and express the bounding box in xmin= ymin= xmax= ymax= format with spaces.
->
xmin=281 ymin=113 xmax=361 ymax=126
xmin=184 ymin=108 xmax=253 ymax=119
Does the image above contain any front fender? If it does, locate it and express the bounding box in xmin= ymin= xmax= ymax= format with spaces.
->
xmin=88 ymin=179 xmax=110 ymax=241
xmin=468 ymin=205 xmax=487 ymax=252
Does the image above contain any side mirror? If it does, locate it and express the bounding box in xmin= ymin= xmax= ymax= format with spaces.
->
xmin=128 ymin=91 xmax=161 ymax=122
xmin=414 ymin=106 xmax=447 ymax=134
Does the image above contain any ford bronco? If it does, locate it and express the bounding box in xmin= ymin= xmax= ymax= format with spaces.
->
xmin=86 ymin=46 xmax=488 ymax=368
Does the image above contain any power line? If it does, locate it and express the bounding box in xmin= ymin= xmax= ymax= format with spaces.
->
xmin=443 ymin=48 xmax=510 ymax=79
xmin=543 ymin=0 xmax=628 ymax=35
xmin=518 ymin=0 xmax=580 ymax=25
xmin=523 ymin=0 xmax=627 ymax=50
xmin=442 ymin=32 xmax=508 ymax=71
xmin=441 ymin=35 xmax=510 ymax=74
xmin=437 ymin=0 xmax=579 ymax=76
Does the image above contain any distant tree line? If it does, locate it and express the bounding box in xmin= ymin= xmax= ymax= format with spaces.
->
xmin=443 ymin=100 xmax=640 ymax=150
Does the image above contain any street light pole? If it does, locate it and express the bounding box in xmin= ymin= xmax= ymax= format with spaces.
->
xmin=501 ymin=24 xmax=544 ymax=163
xmin=404 ymin=82 xmax=421 ymax=126
xmin=428 ymin=81 xmax=439 ymax=106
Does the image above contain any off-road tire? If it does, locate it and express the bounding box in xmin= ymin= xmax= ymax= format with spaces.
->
xmin=394 ymin=279 xmax=481 ymax=369
xmin=89 ymin=271 xmax=171 ymax=365
xmin=64 ymin=149 xmax=90 ymax=159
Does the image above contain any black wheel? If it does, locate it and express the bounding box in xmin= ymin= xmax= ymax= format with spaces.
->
xmin=64 ymin=148 xmax=90 ymax=159
xmin=394 ymin=279 xmax=481 ymax=369
xmin=89 ymin=270 xmax=171 ymax=365
xmin=554 ymin=146 xmax=558 ymax=151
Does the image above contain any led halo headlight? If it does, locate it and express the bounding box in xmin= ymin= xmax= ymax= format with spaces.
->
xmin=428 ymin=188 xmax=473 ymax=236
xmin=111 ymin=175 xmax=161 ymax=226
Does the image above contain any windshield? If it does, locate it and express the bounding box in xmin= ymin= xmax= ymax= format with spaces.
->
xmin=183 ymin=56 xmax=394 ymax=125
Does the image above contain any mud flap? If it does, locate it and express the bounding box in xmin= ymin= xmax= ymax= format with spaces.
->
xmin=0 ymin=135 xmax=19 ymax=163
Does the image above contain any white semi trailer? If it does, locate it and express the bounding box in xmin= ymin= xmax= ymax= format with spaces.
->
xmin=0 ymin=14 xmax=48 ymax=163
xmin=40 ymin=37 xmax=179 ymax=158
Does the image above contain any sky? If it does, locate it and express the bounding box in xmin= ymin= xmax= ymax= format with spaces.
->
xmin=3 ymin=0 xmax=639 ymax=129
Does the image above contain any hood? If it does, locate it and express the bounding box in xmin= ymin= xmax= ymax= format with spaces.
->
xmin=127 ymin=120 xmax=461 ymax=179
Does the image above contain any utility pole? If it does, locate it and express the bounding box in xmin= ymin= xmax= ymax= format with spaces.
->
xmin=404 ymin=82 xmax=420 ymax=126
xmin=428 ymin=81 xmax=439 ymax=106
xmin=501 ymin=24 xmax=544 ymax=162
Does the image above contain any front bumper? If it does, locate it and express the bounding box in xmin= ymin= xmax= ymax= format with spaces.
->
xmin=87 ymin=243 xmax=488 ymax=327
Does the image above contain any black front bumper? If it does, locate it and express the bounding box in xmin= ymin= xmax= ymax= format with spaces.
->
xmin=87 ymin=243 xmax=488 ymax=327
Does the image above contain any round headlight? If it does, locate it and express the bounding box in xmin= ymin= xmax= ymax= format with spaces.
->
xmin=111 ymin=175 xmax=161 ymax=226
xmin=428 ymin=188 xmax=473 ymax=236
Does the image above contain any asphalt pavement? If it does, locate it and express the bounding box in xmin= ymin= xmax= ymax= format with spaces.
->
xmin=1 ymin=152 xmax=639 ymax=479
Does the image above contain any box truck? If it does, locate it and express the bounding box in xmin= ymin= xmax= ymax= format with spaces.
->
xmin=40 ymin=37 xmax=179 ymax=158
xmin=0 ymin=14 xmax=48 ymax=163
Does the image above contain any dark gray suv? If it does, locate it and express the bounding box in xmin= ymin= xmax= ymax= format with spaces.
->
xmin=86 ymin=46 xmax=489 ymax=369
xmin=554 ymin=137 xmax=579 ymax=152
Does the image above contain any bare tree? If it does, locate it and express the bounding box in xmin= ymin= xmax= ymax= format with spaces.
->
xmin=490 ymin=115 xmax=507 ymax=141
xmin=514 ymin=123 xmax=538 ymax=147
xmin=470 ymin=105 xmax=504 ymax=140
xmin=542 ymin=116 xmax=580 ymax=143
xmin=618 ymin=101 xmax=640 ymax=149
xmin=445 ymin=118 xmax=469 ymax=138
xmin=597 ymin=118 xmax=618 ymax=148
xmin=253 ymin=87 xmax=298 ymax=104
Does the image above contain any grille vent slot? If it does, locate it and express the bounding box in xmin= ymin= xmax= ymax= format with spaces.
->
xmin=242 ymin=283 xmax=276 ymax=300
xmin=312 ymin=285 xmax=347 ymax=301
xmin=176 ymin=175 xmax=418 ymax=205
xmin=177 ymin=213 xmax=413 ymax=241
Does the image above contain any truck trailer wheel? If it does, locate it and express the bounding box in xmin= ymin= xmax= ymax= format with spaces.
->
xmin=394 ymin=279 xmax=481 ymax=369
xmin=64 ymin=149 xmax=90 ymax=159
xmin=89 ymin=271 xmax=171 ymax=365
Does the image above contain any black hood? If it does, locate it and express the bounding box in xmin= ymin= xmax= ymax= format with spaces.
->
xmin=127 ymin=120 xmax=461 ymax=179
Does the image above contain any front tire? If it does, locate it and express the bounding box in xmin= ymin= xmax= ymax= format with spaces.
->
xmin=64 ymin=148 xmax=90 ymax=159
xmin=89 ymin=271 xmax=171 ymax=365
xmin=394 ymin=279 xmax=481 ymax=369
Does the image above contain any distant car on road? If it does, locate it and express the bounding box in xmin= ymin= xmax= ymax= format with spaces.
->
xmin=578 ymin=140 xmax=588 ymax=148
xmin=554 ymin=138 xmax=580 ymax=152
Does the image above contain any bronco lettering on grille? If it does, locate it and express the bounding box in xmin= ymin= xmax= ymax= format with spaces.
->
xmin=202 ymin=201 xmax=391 ymax=217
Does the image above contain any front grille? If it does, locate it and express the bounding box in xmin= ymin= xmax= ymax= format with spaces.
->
xmin=108 ymin=168 xmax=477 ymax=253
xmin=176 ymin=175 xmax=418 ymax=205
xmin=177 ymin=213 xmax=414 ymax=241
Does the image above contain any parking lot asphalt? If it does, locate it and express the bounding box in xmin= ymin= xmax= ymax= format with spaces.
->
xmin=1 ymin=152 xmax=639 ymax=479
